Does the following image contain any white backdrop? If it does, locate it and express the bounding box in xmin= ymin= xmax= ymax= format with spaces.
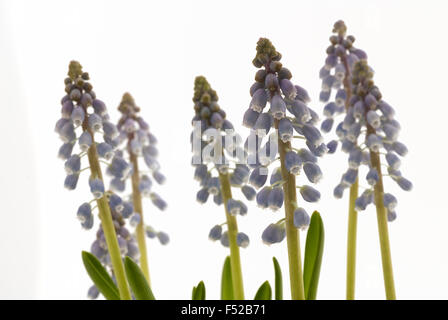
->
xmin=0 ymin=0 xmax=447 ymax=299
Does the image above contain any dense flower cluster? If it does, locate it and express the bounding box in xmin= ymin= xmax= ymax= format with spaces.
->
xmin=342 ymin=61 xmax=411 ymax=220
xmin=319 ymin=21 xmax=368 ymax=99
xmin=56 ymin=63 xmax=123 ymax=192
xmin=243 ymin=38 xmax=324 ymax=244
xmin=319 ymin=22 xmax=412 ymax=221
xmin=191 ymin=76 xmax=251 ymax=248
xmin=318 ymin=20 xmax=368 ymax=147
xmin=56 ymin=61 xmax=140 ymax=299
xmin=115 ymin=92 xmax=169 ymax=243
xmin=87 ymin=194 xmax=138 ymax=299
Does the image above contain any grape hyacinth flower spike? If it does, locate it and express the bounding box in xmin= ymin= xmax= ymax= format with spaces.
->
xmin=244 ymin=38 xmax=324 ymax=300
xmin=319 ymin=20 xmax=366 ymax=300
xmin=56 ymin=61 xmax=132 ymax=300
xmin=113 ymin=92 xmax=168 ymax=284
xmin=351 ymin=60 xmax=411 ymax=299
xmin=191 ymin=76 xmax=253 ymax=300
xmin=319 ymin=21 xmax=412 ymax=299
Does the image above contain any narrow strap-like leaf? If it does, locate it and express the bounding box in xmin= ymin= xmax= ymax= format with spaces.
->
xmin=303 ymin=211 xmax=325 ymax=300
xmin=124 ymin=257 xmax=155 ymax=300
xmin=191 ymin=286 xmax=196 ymax=300
xmin=81 ymin=251 xmax=120 ymax=300
xmin=272 ymin=257 xmax=283 ymax=300
xmin=254 ymin=281 xmax=272 ymax=300
xmin=221 ymin=256 xmax=234 ymax=300
xmin=192 ymin=281 xmax=206 ymax=300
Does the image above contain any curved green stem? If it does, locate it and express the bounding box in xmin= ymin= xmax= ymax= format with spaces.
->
xmin=369 ymin=146 xmax=396 ymax=300
xmin=83 ymin=125 xmax=132 ymax=300
xmin=346 ymin=178 xmax=358 ymax=300
xmin=129 ymin=150 xmax=151 ymax=284
xmin=276 ymin=123 xmax=306 ymax=300
xmin=219 ymin=173 xmax=245 ymax=300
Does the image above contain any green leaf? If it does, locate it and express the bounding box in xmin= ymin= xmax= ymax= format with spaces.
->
xmin=221 ymin=256 xmax=234 ymax=300
xmin=124 ymin=257 xmax=155 ymax=300
xmin=81 ymin=251 xmax=120 ymax=300
xmin=272 ymin=257 xmax=283 ymax=300
xmin=303 ymin=211 xmax=325 ymax=300
xmin=254 ymin=281 xmax=272 ymax=300
xmin=192 ymin=281 xmax=206 ymax=300
xmin=191 ymin=286 xmax=196 ymax=300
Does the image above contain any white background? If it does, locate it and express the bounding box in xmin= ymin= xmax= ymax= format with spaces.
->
xmin=0 ymin=0 xmax=447 ymax=299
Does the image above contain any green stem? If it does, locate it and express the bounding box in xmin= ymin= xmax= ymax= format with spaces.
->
xmin=346 ymin=178 xmax=358 ymax=300
xmin=218 ymin=173 xmax=245 ymax=300
xmin=82 ymin=125 xmax=132 ymax=300
xmin=129 ymin=148 xmax=151 ymax=285
xmin=341 ymin=52 xmax=361 ymax=300
xmin=369 ymin=144 xmax=396 ymax=300
xmin=276 ymin=122 xmax=306 ymax=300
